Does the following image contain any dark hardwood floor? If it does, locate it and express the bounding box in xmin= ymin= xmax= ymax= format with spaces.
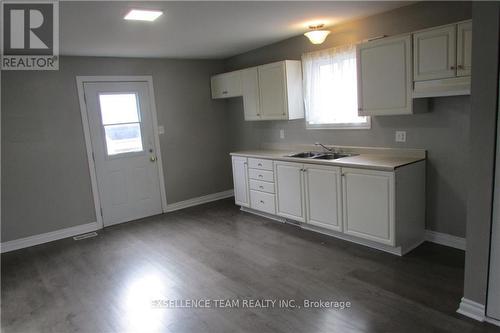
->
xmin=2 ymin=198 xmax=499 ymax=333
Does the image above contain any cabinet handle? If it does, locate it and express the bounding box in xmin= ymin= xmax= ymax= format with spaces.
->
xmin=358 ymin=108 xmax=363 ymax=111
xmin=457 ymin=65 xmax=464 ymax=69
xmin=450 ymin=66 xmax=456 ymax=70
xmin=222 ymin=91 xmax=228 ymax=94
xmin=258 ymin=174 xmax=263 ymax=178
xmin=260 ymin=200 xmax=265 ymax=204
xmin=258 ymin=163 xmax=262 ymax=166
xmin=259 ymin=186 xmax=264 ymax=189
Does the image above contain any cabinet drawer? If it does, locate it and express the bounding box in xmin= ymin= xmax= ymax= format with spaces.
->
xmin=250 ymin=190 xmax=276 ymax=214
xmin=248 ymin=158 xmax=273 ymax=170
xmin=249 ymin=179 xmax=275 ymax=194
xmin=248 ymin=169 xmax=274 ymax=182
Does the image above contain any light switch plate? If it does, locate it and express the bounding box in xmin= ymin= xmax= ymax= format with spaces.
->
xmin=395 ymin=131 xmax=406 ymax=143
xmin=158 ymin=125 xmax=165 ymax=135
xmin=279 ymin=129 xmax=285 ymax=139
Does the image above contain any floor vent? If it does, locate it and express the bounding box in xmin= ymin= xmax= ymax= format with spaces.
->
xmin=73 ymin=232 xmax=98 ymax=241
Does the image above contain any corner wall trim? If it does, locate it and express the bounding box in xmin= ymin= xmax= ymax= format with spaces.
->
xmin=425 ymin=230 xmax=466 ymax=250
xmin=1 ymin=222 xmax=100 ymax=254
xmin=457 ymin=297 xmax=486 ymax=321
xmin=165 ymin=190 xmax=234 ymax=212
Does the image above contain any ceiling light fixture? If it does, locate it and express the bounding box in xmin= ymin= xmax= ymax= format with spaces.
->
xmin=304 ymin=24 xmax=331 ymax=45
xmin=124 ymin=9 xmax=163 ymax=22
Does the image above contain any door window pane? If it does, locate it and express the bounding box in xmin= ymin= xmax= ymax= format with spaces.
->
xmin=99 ymin=94 xmax=140 ymax=125
xmin=104 ymin=123 xmax=143 ymax=155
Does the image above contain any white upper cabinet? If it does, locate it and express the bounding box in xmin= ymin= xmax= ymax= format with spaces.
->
xmin=457 ymin=20 xmax=472 ymax=77
xmin=258 ymin=62 xmax=286 ymax=120
xmin=412 ymin=20 xmax=472 ymax=98
xmin=342 ymin=168 xmax=395 ymax=246
xmin=241 ymin=67 xmax=261 ymax=120
xmin=413 ymin=25 xmax=456 ymax=81
xmin=275 ymin=161 xmax=305 ymax=222
xmin=210 ymin=60 xmax=304 ymax=121
xmin=303 ymin=164 xmax=342 ymax=232
xmin=258 ymin=60 xmax=304 ymax=121
xmin=231 ymin=156 xmax=249 ymax=207
xmin=357 ymin=35 xmax=413 ymax=116
xmin=211 ymin=71 xmax=242 ymax=99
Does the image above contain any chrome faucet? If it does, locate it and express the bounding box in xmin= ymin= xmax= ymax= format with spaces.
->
xmin=315 ymin=142 xmax=337 ymax=153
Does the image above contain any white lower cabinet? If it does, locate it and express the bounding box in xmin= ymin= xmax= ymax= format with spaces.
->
xmin=231 ymin=156 xmax=249 ymax=207
xmin=303 ymin=165 xmax=343 ymax=232
xmin=231 ymin=155 xmax=425 ymax=255
xmin=342 ymin=168 xmax=395 ymax=246
xmin=275 ymin=161 xmax=305 ymax=222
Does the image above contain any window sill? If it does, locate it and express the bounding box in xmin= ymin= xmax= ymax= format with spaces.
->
xmin=306 ymin=122 xmax=371 ymax=130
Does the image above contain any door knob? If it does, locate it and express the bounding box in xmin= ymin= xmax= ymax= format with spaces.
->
xmin=150 ymin=156 xmax=157 ymax=162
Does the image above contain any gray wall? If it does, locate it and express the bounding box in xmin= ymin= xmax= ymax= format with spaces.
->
xmin=1 ymin=56 xmax=232 ymax=242
xmin=224 ymin=1 xmax=472 ymax=238
xmin=463 ymin=2 xmax=500 ymax=305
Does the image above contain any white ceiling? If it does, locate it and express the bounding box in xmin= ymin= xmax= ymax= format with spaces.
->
xmin=60 ymin=1 xmax=411 ymax=59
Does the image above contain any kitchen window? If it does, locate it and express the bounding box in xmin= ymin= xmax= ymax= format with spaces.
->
xmin=302 ymin=44 xmax=370 ymax=129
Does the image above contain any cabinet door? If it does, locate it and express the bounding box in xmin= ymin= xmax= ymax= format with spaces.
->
xmin=231 ymin=156 xmax=249 ymax=207
xmin=304 ymin=165 xmax=342 ymax=232
xmin=342 ymin=168 xmax=395 ymax=246
xmin=241 ymin=67 xmax=261 ymax=120
xmin=457 ymin=21 xmax=472 ymax=77
xmin=413 ymin=25 xmax=456 ymax=81
xmin=357 ymin=35 xmax=413 ymax=116
xmin=275 ymin=161 xmax=305 ymax=222
xmin=258 ymin=62 xmax=287 ymax=120
xmin=211 ymin=71 xmax=242 ymax=99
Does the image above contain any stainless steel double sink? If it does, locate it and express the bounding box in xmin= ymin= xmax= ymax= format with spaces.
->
xmin=285 ymin=151 xmax=358 ymax=160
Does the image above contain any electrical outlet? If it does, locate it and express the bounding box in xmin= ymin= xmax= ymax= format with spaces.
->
xmin=279 ymin=129 xmax=285 ymax=139
xmin=395 ymin=131 xmax=406 ymax=143
xmin=158 ymin=125 xmax=165 ymax=135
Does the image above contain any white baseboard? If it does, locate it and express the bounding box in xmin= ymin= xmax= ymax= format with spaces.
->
xmin=425 ymin=230 xmax=466 ymax=250
xmin=0 ymin=190 xmax=234 ymax=253
xmin=1 ymin=221 xmax=100 ymax=254
xmin=486 ymin=316 xmax=500 ymax=327
xmin=457 ymin=297 xmax=485 ymax=321
xmin=165 ymin=189 xmax=234 ymax=212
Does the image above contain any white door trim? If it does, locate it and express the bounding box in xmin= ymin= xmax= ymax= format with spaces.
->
xmin=76 ymin=75 xmax=168 ymax=229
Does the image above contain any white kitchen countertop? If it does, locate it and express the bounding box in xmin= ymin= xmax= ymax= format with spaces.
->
xmin=230 ymin=149 xmax=426 ymax=171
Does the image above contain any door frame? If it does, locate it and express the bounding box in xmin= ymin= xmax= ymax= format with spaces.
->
xmin=76 ymin=76 xmax=168 ymax=229
xmin=486 ymin=80 xmax=500 ymax=326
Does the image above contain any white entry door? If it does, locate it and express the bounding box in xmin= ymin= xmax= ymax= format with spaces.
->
xmin=84 ymin=81 xmax=163 ymax=226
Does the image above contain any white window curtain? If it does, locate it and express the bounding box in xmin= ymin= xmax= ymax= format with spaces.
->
xmin=302 ymin=44 xmax=369 ymax=129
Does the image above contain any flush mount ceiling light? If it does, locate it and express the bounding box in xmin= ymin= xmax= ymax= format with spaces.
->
xmin=304 ymin=24 xmax=331 ymax=44
xmin=124 ymin=9 xmax=163 ymax=22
